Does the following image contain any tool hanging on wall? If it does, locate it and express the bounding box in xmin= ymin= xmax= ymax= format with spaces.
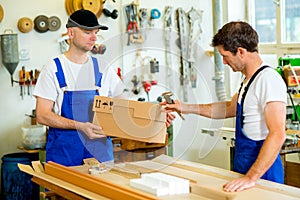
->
xmin=103 ymin=0 xmax=116 ymax=4
xmin=18 ymin=66 xmax=40 ymax=99
xmin=17 ymin=17 xmax=34 ymax=33
xmin=131 ymin=50 xmax=142 ymax=95
xmin=34 ymin=15 xmax=49 ymax=33
xmin=131 ymin=75 xmax=140 ymax=95
xmin=19 ymin=66 xmax=26 ymax=99
xmin=0 ymin=4 xmax=4 ymax=23
xmin=1 ymin=29 xmax=19 ymax=86
xmin=48 ymin=16 xmax=62 ymax=31
xmin=102 ymin=0 xmax=118 ymax=20
xmin=176 ymin=8 xmax=189 ymax=102
xmin=127 ymin=20 xmax=144 ymax=44
xmin=164 ymin=6 xmax=174 ymax=92
xmin=102 ymin=8 xmax=118 ymax=19
xmin=150 ymin=8 xmax=161 ymax=27
xmin=65 ymin=0 xmax=103 ymax=18
xmin=142 ymin=80 xmax=158 ymax=102
xmin=139 ymin=8 xmax=149 ymax=40
xmin=176 ymin=7 xmax=204 ymax=100
xmin=130 ymin=51 xmax=159 ymax=101
xmin=141 ymin=57 xmax=158 ymax=101
xmin=34 ymin=15 xmax=62 ymax=33
xmin=187 ymin=7 xmax=203 ymax=88
xmin=125 ymin=3 xmax=144 ymax=45
xmin=150 ymin=58 xmax=159 ymax=73
xmin=117 ymin=67 xmax=122 ymax=79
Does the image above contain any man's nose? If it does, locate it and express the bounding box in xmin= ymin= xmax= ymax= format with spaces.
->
xmin=91 ymin=34 xmax=97 ymax=41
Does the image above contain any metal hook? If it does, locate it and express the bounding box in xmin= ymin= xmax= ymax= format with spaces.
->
xmin=273 ymin=0 xmax=280 ymax=6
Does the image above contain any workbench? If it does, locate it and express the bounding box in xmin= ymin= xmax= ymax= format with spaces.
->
xmin=18 ymin=155 xmax=300 ymax=200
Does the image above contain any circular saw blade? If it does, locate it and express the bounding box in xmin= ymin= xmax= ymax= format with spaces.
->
xmin=48 ymin=16 xmax=62 ymax=31
xmin=34 ymin=15 xmax=49 ymax=33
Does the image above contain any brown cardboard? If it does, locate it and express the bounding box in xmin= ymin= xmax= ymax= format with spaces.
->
xmin=92 ymin=96 xmax=167 ymax=144
xmin=282 ymin=66 xmax=300 ymax=86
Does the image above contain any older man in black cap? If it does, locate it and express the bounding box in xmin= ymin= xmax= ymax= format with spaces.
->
xmin=33 ymin=9 xmax=124 ymax=166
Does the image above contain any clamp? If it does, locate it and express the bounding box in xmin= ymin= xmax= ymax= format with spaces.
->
xmin=162 ymin=92 xmax=185 ymax=120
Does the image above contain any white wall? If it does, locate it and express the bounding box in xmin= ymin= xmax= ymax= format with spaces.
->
xmin=0 ymin=1 xmax=68 ymax=156
xmin=0 ymin=0 xmax=125 ymax=157
xmin=0 ymin=0 xmax=249 ymax=183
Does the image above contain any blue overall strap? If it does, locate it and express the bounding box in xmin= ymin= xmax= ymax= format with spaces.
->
xmin=238 ymin=65 xmax=269 ymax=128
xmin=92 ymin=57 xmax=102 ymax=87
xmin=54 ymin=58 xmax=67 ymax=88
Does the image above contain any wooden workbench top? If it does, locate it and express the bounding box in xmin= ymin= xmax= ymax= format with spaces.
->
xmin=18 ymin=154 xmax=300 ymax=200
xmin=70 ymin=155 xmax=300 ymax=200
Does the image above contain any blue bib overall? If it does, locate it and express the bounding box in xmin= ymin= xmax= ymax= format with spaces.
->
xmin=46 ymin=57 xmax=113 ymax=166
xmin=234 ymin=66 xmax=284 ymax=183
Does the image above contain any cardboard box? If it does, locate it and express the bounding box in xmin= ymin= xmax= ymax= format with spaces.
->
xmin=282 ymin=66 xmax=300 ymax=87
xmin=92 ymin=96 xmax=167 ymax=144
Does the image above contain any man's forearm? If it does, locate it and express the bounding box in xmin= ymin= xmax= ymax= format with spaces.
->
xmin=37 ymin=111 xmax=80 ymax=130
xmin=184 ymin=101 xmax=235 ymax=119
xmin=245 ymin=131 xmax=285 ymax=181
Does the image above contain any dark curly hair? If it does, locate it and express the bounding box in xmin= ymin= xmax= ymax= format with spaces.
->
xmin=211 ymin=21 xmax=258 ymax=55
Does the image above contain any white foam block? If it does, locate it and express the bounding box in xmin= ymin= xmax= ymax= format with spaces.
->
xmin=130 ymin=172 xmax=190 ymax=196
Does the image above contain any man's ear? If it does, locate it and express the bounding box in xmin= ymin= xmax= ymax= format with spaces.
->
xmin=67 ymin=28 xmax=73 ymax=38
xmin=237 ymin=47 xmax=247 ymax=57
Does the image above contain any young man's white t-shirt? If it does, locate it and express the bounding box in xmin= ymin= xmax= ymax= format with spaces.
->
xmin=237 ymin=65 xmax=287 ymax=140
xmin=33 ymin=54 xmax=125 ymax=115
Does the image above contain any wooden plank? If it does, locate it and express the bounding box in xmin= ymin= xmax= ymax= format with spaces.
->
xmin=125 ymin=160 xmax=199 ymax=184
xmin=18 ymin=163 xmax=109 ymax=200
xmin=32 ymin=177 xmax=86 ymax=200
xmin=152 ymin=155 xmax=236 ymax=181
xmin=45 ymin=161 xmax=158 ymax=200
xmin=127 ymin=158 xmax=300 ymax=200
xmin=190 ymin=183 xmax=236 ymax=200
xmin=110 ymin=164 xmax=141 ymax=179
xmin=32 ymin=161 xmax=44 ymax=173
xmin=18 ymin=163 xmax=35 ymax=175
xmin=152 ymin=155 xmax=300 ymax=199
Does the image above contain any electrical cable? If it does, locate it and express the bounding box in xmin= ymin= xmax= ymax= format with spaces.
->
xmin=288 ymin=92 xmax=300 ymax=122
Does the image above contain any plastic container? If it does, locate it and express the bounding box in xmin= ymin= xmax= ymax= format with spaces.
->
xmin=1 ymin=152 xmax=39 ymax=200
xmin=21 ymin=125 xmax=46 ymax=149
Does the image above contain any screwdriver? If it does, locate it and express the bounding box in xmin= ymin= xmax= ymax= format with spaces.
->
xmin=19 ymin=66 xmax=26 ymax=99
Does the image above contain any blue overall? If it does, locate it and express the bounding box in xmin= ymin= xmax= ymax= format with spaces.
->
xmin=234 ymin=66 xmax=284 ymax=183
xmin=46 ymin=57 xmax=113 ymax=166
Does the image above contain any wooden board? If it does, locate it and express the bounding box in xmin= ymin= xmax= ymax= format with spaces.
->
xmin=32 ymin=177 xmax=87 ymax=200
xmin=18 ymin=163 xmax=109 ymax=200
xmin=190 ymin=183 xmax=236 ymax=200
xmin=126 ymin=156 xmax=300 ymax=200
xmin=45 ymin=161 xmax=158 ymax=200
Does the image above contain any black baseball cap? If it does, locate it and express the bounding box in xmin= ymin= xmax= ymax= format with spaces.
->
xmin=66 ymin=9 xmax=108 ymax=30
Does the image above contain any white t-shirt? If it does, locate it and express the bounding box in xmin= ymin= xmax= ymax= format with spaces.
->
xmin=238 ymin=65 xmax=287 ymax=140
xmin=33 ymin=54 xmax=125 ymax=115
